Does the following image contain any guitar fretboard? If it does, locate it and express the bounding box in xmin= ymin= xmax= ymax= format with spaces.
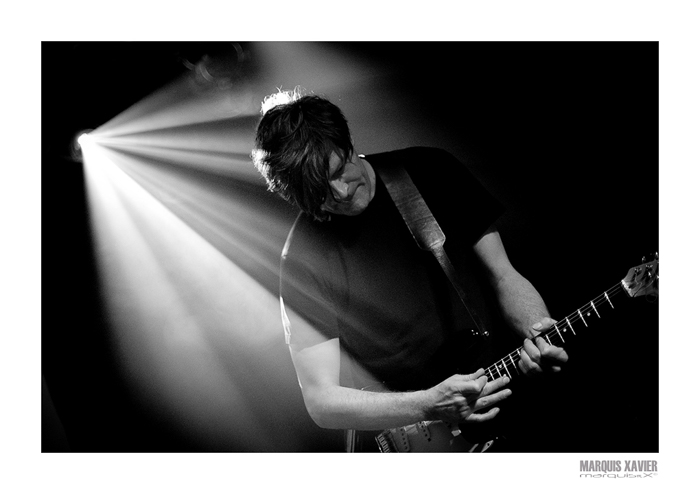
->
xmin=483 ymin=281 xmax=627 ymax=382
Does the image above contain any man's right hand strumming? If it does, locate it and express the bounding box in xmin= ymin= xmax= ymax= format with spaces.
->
xmin=425 ymin=369 xmax=511 ymax=424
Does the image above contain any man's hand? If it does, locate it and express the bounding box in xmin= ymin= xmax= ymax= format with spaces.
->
xmin=519 ymin=317 xmax=569 ymax=376
xmin=426 ymin=369 xmax=511 ymax=424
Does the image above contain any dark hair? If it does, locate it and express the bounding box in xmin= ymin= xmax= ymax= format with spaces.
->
xmin=252 ymin=89 xmax=354 ymax=221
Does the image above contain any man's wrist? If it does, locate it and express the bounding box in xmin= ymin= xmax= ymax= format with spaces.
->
xmin=415 ymin=387 xmax=439 ymax=421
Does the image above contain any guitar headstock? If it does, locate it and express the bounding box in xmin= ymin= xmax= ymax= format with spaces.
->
xmin=621 ymin=253 xmax=659 ymax=300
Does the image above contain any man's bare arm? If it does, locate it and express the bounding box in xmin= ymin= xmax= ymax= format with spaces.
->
xmin=287 ymin=317 xmax=510 ymax=430
xmin=473 ymin=226 xmax=568 ymax=373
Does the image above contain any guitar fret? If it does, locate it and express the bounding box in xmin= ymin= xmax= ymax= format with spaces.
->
xmin=554 ymin=323 xmax=564 ymax=343
xmin=477 ymin=282 xmax=639 ymax=388
xmin=508 ymin=353 xmax=518 ymax=374
xmin=604 ymin=291 xmax=614 ymax=308
xmin=501 ymin=360 xmax=511 ymax=379
xmin=578 ymin=309 xmax=588 ymax=327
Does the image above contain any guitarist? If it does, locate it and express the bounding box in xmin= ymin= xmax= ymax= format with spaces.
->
xmin=252 ymin=89 xmax=568 ymax=452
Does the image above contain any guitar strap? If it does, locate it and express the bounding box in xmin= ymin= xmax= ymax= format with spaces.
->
xmin=374 ymin=162 xmax=489 ymax=339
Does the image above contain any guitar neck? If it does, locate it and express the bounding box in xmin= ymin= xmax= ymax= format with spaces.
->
xmin=483 ymin=281 xmax=627 ymax=382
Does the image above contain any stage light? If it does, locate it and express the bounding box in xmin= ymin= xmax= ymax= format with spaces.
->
xmin=77 ymin=133 xmax=90 ymax=147
xmin=70 ymin=129 xmax=95 ymax=162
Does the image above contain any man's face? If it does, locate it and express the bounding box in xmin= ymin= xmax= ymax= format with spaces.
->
xmin=320 ymin=151 xmax=376 ymax=217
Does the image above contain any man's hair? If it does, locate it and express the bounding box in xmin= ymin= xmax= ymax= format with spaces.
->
xmin=251 ymin=88 xmax=354 ymax=221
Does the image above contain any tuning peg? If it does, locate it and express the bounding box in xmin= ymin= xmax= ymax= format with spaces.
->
xmin=645 ymin=264 xmax=655 ymax=279
xmin=642 ymin=252 xmax=660 ymax=263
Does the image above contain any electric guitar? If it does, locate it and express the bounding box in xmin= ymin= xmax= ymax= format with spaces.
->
xmin=374 ymin=255 xmax=659 ymax=452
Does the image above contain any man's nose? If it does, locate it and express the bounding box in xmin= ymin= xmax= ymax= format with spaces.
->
xmin=330 ymin=179 xmax=350 ymax=200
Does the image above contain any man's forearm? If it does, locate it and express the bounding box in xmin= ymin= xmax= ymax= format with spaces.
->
xmin=304 ymin=385 xmax=433 ymax=430
xmin=495 ymin=270 xmax=550 ymax=340
xmin=303 ymin=370 xmax=509 ymax=431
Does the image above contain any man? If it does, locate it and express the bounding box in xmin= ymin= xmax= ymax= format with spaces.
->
xmin=252 ymin=89 xmax=567 ymax=452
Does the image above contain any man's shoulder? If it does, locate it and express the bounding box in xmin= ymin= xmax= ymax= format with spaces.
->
xmin=281 ymin=210 xmax=334 ymax=263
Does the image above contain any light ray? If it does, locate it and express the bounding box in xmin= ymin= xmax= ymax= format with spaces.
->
xmin=80 ymin=140 xmax=309 ymax=450
xmin=92 ymin=74 xmax=260 ymax=138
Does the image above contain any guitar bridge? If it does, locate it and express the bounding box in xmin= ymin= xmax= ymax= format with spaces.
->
xmin=375 ymin=431 xmax=395 ymax=453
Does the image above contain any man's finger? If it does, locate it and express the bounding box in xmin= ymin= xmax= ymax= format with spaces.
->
xmin=472 ymin=388 xmax=511 ymax=410
xmin=534 ymin=336 xmax=569 ymax=364
xmin=532 ymin=317 xmax=557 ymax=332
xmin=534 ymin=336 xmax=549 ymax=353
xmin=467 ymin=368 xmax=486 ymax=380
xmin=464 ymin=407 xmax=500 ymax=423
xmin=523 ymin=338 xmax=541 ymax=364
xmin=543 ymin=345 xmax=569 ymax=363
xmin=481 ymin=375 xmax=510 ymax=396
xmin=456 ymin=374 xmax=487 ymax=394
xmin=519 ymin=347 xmax=542 ymax=375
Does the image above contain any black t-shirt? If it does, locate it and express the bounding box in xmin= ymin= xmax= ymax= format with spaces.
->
xmin=280 ymin=147 xmax=504 ymax=391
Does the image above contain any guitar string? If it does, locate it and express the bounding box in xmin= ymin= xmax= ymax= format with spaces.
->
xmin=483 ymin=281 xmax=628 ymax=381
xmin=485 ymin=287 xmax=620 ymax=379
xmin=483 ymin=271 xmax=658 ymax=380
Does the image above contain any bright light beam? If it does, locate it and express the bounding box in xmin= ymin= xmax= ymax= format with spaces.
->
xmin=92 ymin=72 xmax=260 ymax=139
xmin=81 ymin=141 xmax=310 ymax=451
xmin=91 ymin=117 xmax=261 ymax=183
xmin=92 ymin=143 xmax=292 ymax=290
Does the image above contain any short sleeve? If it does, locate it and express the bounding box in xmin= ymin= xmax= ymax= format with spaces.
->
xmin=279 ymin=216 xmax=342 ymax=348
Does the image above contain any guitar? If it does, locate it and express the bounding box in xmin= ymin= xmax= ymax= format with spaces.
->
xmin=374 ymin=255 xmax=659 ymax=452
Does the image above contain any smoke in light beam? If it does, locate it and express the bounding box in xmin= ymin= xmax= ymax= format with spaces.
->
xmin=91 ymin=70 xmax=260 ymax=139
xmin=80 ymin=140 xmax=311 ymax=451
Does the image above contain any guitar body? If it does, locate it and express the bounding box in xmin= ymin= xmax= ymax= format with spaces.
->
xmin=375 ymin=421 xmax=497 ymax=452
